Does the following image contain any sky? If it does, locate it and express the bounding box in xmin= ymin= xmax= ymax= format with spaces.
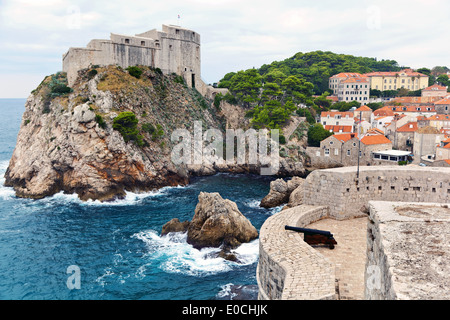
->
xmin=0 ymin=0 xmax=449 ymax=98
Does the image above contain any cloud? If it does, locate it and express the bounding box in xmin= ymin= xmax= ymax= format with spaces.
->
xmin=0 ymin=0 xmax=449 ymax=97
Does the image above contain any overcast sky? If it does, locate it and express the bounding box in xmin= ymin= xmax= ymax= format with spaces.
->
xmin=0 ymin=0 xmax=449 ymax=98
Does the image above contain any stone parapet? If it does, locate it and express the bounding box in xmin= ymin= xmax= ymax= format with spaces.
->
xmin=257 ymin=205 xmax=336 ymax=300
xmin=302 ymin=166 xmax=450 ymax=220
xmin=366 ymin=201 xmax=450 ymax=300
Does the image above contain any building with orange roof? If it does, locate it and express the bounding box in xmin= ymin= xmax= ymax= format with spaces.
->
xmin=363 ymin=69 xmax=429 ymax=92
xmin=328 ymin=73 xmax=364 ymax=95
xmin=360 ymin=134 xmax=392 ymax=146
xmin=422 ymin=84 xmax=448 ymax=98
xmin=353 ymin=105 xmax=372 ymax=122
xmin=372 ymin=115 xmax=394 ymax=134
xmin=391 ymin=122 xmax=419 ymax=152
xmin=328 ymin=73 xmax=370 ymax=102
xmin=310 ymin=130 xmax=393 ymax=167
xmin=373 ymin=106 xmax=395 ymax=117
xmin=435 ymin=137 xmax=450 ymax=162
xmin=434 ymin=97 xmax=450 ymax=115
xmin=413 ymin=126 xmax=445 ymax=161
xmin=417 ymin=114 xmax=450 ymax=130
xmin=337 ymin=77 xmax=370 ymax=103
xmin=391 ymin=96 xmax=442 ymax=106
xmin=324 ymin=125 xmax=353 ymax=134
xmin=320 ymin=111 xmax=354 ymax=132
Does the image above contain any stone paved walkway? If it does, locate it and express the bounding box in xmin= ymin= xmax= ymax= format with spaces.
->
xmin=306 ymin=217 xmax=368 ymax=300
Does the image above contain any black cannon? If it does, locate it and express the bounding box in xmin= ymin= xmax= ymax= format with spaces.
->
xmin=285 ymin=225 xmax=337 ymax=249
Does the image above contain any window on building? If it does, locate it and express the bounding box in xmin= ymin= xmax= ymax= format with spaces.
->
xmin=334 ymin=149 xmax=339 ymax=156
xmin=125 ymin=39 xmax=130 ymax=44
xmin=324 ymin=148 xmax=330 ymax=156
xmin=347 ymin=150 xmax=351 ymax=156
xmin=141 ymin=41 xmax=145 ymax=46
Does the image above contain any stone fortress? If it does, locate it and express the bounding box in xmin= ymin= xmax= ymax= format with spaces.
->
xmin=257 ymin=166 xmax=450 ymax=300
xmin=61 ymin=25 xmax=448 ymax=300
xmin=62 ymin=24 xmax=222 ymax=98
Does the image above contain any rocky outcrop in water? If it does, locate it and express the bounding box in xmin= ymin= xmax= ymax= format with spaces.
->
xmin=162 ymin=192 xmax=258 ymax=261
xmin=260 ymin=176 xmax=304 ymax=208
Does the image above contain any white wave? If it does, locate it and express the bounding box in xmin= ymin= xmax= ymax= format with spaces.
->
xmin=132 ymin=230 xmax=259 ymax=277
xmin=269 ymin=205 xmax=284 ymax=215
xmin=0 ymin=160 xmax=10 ymax=171
xmin=230 ymin=239 xmax=259 ymax=265
xmin=243 ymin=199 xmax=262 ymax=209
xmin=217 ymin=283 xmax=237 ymax=299
xmin=0 ymin=160 xmax=16 ymax=200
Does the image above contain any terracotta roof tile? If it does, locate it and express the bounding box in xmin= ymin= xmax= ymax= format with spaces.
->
xmin=355 ymin=105 xmax=372 ymax=111
xmin=397 ymin=122 xmax=418 ymax=132
xmin=361 ymin=135 xmax=391 ymax=145
xmin=332 ymin=133 xmax=357 ymax=142
xmin=324 ymin=125 xmax=353 ymax=133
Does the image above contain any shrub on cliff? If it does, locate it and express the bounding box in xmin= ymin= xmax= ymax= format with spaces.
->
xmin=126 ymin=66 xmax=143 ymax=79
xmin=112 ymin=111 xmax=144 ymax=146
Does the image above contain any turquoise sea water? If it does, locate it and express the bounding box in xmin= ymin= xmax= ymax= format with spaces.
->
xmin=0 ymin=99 xmax=280 ymax=300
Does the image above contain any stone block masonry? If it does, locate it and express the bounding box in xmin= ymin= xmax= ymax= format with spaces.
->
xmin=63 ymin=24 xmax=202 ymax=90
xmin=257 ymin=205 xmax=336 ymax=300
xmin=303 ymin=166 xmax=450 ymax=220
xmin=258 ymin=165 xmax=450 ymax=300
xmin=366 ymin=201 xmax=450 ymax=300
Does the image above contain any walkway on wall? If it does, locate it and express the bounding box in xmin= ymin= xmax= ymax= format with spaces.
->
xmin=306 ymin=217 xmax=368 ymax=300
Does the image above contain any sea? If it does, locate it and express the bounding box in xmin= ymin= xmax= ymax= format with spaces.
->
xmin=0 ymin=98 xmax=281 ymax=300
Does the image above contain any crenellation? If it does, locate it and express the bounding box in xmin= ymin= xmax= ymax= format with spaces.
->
xmin=62 ymin=24 xmax=205 ymax=92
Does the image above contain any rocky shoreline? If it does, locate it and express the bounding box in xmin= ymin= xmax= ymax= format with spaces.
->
xmin=4 ymin=66 xmax=309 ymax=202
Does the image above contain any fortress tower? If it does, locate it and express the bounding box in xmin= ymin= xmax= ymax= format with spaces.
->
xmin=62 ymin=25 xmax=202 ymax=90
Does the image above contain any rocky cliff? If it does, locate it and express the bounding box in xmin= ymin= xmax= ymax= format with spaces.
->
xmin=5 ymin=66 xmax=308 ymax=201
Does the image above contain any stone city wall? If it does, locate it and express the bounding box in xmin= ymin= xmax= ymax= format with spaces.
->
xmin=365 ymin=201 xmax=450 ymax=300
xmin=302 ymin=166 xmax=450 ymax=220
xmin=257 ymin=165 xmax=450 ymax=300
xmin=257 ymin=205 xmax=336 ymax=300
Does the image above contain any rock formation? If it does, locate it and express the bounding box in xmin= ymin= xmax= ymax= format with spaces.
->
xmin=162 ymin=192 xmax=258 ymax=261
xmin=5 ymin=66 xmax=308 ymax=202
xmin=260 ymin=176 xmax=304 ymax=208
xmin=282 ymin=183 xmax=304 ymax=210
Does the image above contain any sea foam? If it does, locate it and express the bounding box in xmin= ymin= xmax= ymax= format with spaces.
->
xmin=132 ymin=229 xmax=259 ymax=277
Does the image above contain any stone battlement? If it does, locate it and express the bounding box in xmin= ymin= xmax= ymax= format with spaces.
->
xmin=257 ymin=166 xmax=450 ymax=300
xmin=303 ymin=166 xmax=450 ymax=220
xmin=63 ymin=24 xmax=201 ymax=89
xmin=257 ymin=205 xmax=336 ymax=300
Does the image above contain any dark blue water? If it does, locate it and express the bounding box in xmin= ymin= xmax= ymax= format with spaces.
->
xmin=0 ymin=99 xmax=280 ymax=300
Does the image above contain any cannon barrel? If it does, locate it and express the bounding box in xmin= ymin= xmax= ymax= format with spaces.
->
xmin=284 ymin=225 xmax=333 ymax=237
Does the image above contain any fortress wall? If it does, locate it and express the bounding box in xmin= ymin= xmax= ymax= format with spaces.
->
xmin=366 ymin=201 xmax=450 ymax=300
xmin=63 ymin=25 xmax=202 ymax=90
xmin=258 ymin=166 xmax=450 ymax=300
xmin=257 ymin=205 xmax=336 ymax=300
xmin=302 ymin=166 xmax=450 ymax=220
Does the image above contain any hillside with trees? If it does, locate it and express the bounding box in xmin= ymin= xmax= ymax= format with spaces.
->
xmin=216 ymin=51 xmax=401 ymax=133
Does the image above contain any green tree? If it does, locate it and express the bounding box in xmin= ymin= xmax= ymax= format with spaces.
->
xmin=112 ymin=111 xmax=144 ymax=146
xmin=228 ymin=69 xmax=263 ymax=108
xmin=217 ymin=72 xmax=236 ymax=88
xmin=307 ymin=123 xmax=333 ymax=147
xmin=436 ymin=74 xmax=450 ymax=88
